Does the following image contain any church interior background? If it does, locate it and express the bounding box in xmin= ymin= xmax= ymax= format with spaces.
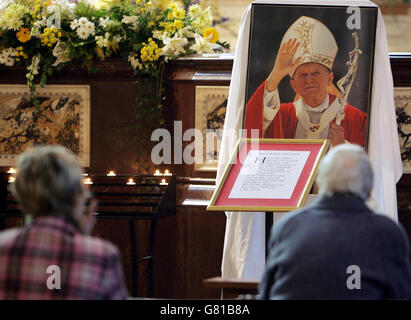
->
xmin=0 ymin=0 xmax=410 ymax=299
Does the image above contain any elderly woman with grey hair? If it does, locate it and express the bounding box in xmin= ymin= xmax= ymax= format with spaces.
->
xmin=0 ymin=145 xmax=128 ymax=299
xmin=259 ymin=144 xmax=411 ymax=300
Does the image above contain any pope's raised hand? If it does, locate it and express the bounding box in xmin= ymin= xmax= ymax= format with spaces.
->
xmin=266 ymin=38 xmax=301 ymax=92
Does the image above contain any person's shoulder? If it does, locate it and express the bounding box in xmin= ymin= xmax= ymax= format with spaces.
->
xmin=368 ymin=212 xmax=409 ymax=246
xmin=271 ymin=206 xmax=313 ymax=235
xmin=74 ymin=233 xmax=121 ymax=258
xmin=0 ymin=227 xmax=22 ymax=248
xmin=373 ymin=213 xmax=406 ymax=231
xmin=369 ymin=212 xmax=402 ymax=230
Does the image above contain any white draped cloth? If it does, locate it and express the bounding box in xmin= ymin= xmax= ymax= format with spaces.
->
xmin=217 ymin=0 xmax=403 ymax=279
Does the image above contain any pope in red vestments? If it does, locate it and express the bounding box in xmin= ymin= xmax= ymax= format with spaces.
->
xmin=245 ymin=80 xmax=368 ymax=147
xmin=244 ymin=33 xmax=368 ymax=147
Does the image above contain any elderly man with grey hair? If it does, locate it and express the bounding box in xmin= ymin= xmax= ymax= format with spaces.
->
xmin=259 ymin=144 xmax=411 ymax=300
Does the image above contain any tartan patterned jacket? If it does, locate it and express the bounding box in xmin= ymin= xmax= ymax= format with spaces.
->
xmin=0 ymin=215 xmax=128 ymax=299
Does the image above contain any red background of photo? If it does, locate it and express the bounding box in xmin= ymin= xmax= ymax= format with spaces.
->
xmin=214 ymin=141 xmax=322 ymax=208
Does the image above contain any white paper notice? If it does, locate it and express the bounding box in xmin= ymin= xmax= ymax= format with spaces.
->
xmin=228 ymin=150 xmax=310 ymax=199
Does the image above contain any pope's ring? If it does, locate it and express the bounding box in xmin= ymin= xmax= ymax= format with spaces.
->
xmin=282 ymin=50 xmax=287 ymax=54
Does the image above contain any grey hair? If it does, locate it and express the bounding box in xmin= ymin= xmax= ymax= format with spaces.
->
xmin=315 ymin=144 xmax=373 ymax=200
xmin=11 ymin=145 xmax=88 ymax=218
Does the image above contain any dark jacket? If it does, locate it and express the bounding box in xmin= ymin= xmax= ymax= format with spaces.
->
xmin=259 ymin=193 xmax=411 ymax=300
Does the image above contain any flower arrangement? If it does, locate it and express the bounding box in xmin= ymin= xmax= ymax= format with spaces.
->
xmin=0 ymin=0 xmax=227 ymax=103
xmin=0 ymin=0 xmax=228 ymax=172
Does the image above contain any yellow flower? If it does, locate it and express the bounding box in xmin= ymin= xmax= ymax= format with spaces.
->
xmin=17 ymin=27 xmax=31 ymax=43
xmin=140 ymin=38 xmax=161 ymax=62
xmin=203 ymin=27 xmax=219 ymax=43
xmin=174 ymin=8 xmax=185 ymax=20
xmin=167 ymin=11 xmax=174 ymax=20
xmin=173 ymin=19 xmax=184 ymax=30
xmin=168 ymin=2 xmax=178 ymax=10
xmin=165 ymin=23 xmax=176 ymax=33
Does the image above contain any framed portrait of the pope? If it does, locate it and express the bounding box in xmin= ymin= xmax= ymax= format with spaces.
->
xmin=243 ymin=3 xmax=377 ymax=149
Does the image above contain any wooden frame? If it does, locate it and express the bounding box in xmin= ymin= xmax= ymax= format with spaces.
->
xmin=207 ymin=138 xmax=330 ymax=212
xmin=394 ymin=87 xmax=411 ymax=174
xmin=194 ymin=85 xmax=229 ymax=171
xmin=0 ymin=84 xmax=90 ymax=167
xmin=243 ymin=4 xmax=378 ymax=149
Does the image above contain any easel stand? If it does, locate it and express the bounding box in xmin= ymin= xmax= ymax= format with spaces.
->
xmin=265 ymin=211 xmax=273 ymax=258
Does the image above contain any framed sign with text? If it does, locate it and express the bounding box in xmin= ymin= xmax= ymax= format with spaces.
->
xmin=207 ymin=138 xmax=330 ymax=212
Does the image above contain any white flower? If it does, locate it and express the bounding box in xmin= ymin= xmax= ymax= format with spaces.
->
xmin=52 ymin=41 xmax=71 ymax=67
xmin=85 ymin=21 xmax=95 ymax=36
xmin=189 ymin=34 xmax=217 ymax=54
xmin=188 ymin=4 xmax=202 ymax=18
xmin=99 ymin=17 xmax=111 ymax=29
xmin=112 ymin=34 xmax=122 ymax=44
xmin=27 ymin=54 xmax=41 ymax=76
xmin=161 ymin=34 xmax=187 ymax=56
xmin=0 ymin=47 xmax=17 ymax=66
xmin=121 ymin=15 xmax=139 ymax=30
xmin=78 ymin=17 xmax=89 ymax=27
xmin=95 ymin=35 xmax=107 ymax=48
xmin=76 ymin=27 xmax=90 ymax=40
xmin=31 ymin=20 xmax=42 ymax=38
xmin=4 ymin=48 xmax=17 ymax=57
xmin=128 ymin=55 xmax=143 ymax=71
xmin=0 ymin=3 xmax=29 ymax=31
xmin=70 ymin=19 xmax=78 ymax=30
xmin=0 ymin=53 xmax=7 ymax=64
xmin=152 ymin=30 xmax=166 ymax=40
xmin=121 ymin=16 xmax=139 ymax=25
xmin=177 ymin=26 xmax=195 ymax=39
xmin=5 ymin=58 xmax=14 ymax=67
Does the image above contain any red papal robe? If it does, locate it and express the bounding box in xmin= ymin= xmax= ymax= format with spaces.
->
xmin=244 ymin=81 xmax=368 ymax=147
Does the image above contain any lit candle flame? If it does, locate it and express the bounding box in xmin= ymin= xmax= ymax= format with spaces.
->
xmin=83 ymin=177 xmax=93 ymax=185
xmin=164 ymin=169 xmax=172 ymax=176
xmin=154 ymin=169 xmax=162 ymax=176
xmin=107 ymin=170 xmax=116 ymax=176
xmin=8 ymin=177 xmax=15 ymax=183
xmin=7 ymin=167 xmax=16 ymax=174
xmin=127 ymin=178 xmax=136 ymax=185
xmin=160 ymin=178 xmax=168 ymax=185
